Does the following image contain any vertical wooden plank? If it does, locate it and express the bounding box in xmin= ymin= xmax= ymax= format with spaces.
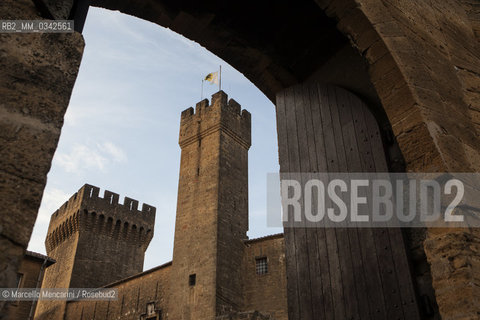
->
xmin=387 ymin=228 xmax=421 ymax=319
xmin=333 ymin=86 xmax=373 ymax=320
xmin=326 ymin=85 xmax=361 ymax=320
xmin=301 ymin=84 xmax=326 ymax=320
xmin=363 ymin=107 xmax=421 ymax=319
xmin=316 ymin=84 xmax=347 ymax=320
xmin=275 ymin=90 xmax=300 ymax=320
xmin=352 ymin=94 xmax=405 ymax=319
xmin=277 ymin=82 xmax=421 ymax=320
xmin=308 ymin=83 xmax=335 ymax=320
xmin=348 ymin=91 xmax=389 ymax=320
xmin=289 ymin=85 xmax=314 ymax=319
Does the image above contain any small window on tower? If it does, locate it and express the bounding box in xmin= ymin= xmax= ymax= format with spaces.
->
xmin=189 ymin=274 xmax=196 ymax=286
xmin=256 ymin=257 xmax=268 ymax=275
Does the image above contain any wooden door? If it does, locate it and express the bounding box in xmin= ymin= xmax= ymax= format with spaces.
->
xmin=276 ymin=83 xmax=420 ymax=320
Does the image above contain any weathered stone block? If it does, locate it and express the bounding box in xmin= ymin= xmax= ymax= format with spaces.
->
xmin=0 ymin=171 xmax=44 ymax=247
xmin=40 ymin=0 xmax=74 ymax=20
xmin=0 ymin=32 xmax=84 ymax=127
xmin=0 ymin=0 xmax=40 ymax=19
xmin=0 ymin=114 xmax=60 ymax=183
xmin=0 ymin=1 xmax=84 ymax=318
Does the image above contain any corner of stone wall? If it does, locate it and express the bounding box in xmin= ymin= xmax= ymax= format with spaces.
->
xmin=0 ymin=1 xmax=85 ymax=319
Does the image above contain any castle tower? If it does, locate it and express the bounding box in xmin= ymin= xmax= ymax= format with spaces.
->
xmin=34 ymin=184 xmax=155 ymax=320
xmin=170 ymin=91 xmax=251 ymax=319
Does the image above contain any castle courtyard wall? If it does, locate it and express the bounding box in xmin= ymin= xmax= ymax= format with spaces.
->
xmin=243 ymin=235 xmax=288 ymax=320
xmin=7 ymin=252 xmax=54 ymax=320
xmin=61 ymin=234 xmax=288 ymax=320
xmin=65 ymin=262 xmax=172 ymax=319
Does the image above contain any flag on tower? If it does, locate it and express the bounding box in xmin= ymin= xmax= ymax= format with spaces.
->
xmin=204 ymin=71 xmax=219 ymax=85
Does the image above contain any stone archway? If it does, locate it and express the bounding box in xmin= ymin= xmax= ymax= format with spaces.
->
xmin=1 ymin=0 xmax=480 ymax=319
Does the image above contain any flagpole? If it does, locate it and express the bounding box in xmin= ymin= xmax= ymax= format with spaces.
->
xmin=219 ymin=65 xmax=222 ymax=91
xmin=201 ymin=80 xmax=204 ymax=100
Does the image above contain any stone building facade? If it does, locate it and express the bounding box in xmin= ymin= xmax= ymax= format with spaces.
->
xmin=6 ymin=251 xmax=55 ymax=320
xmin=33 ymin=92 xmax=288 ymax=320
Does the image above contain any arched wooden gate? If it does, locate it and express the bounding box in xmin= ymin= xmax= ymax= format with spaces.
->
xmin=276 ymin=83 xmax=421 ymax=319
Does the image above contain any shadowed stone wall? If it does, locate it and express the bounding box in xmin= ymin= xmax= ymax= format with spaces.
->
xmin=6 ymin=252 xmax=54 ymax=320
xmin=0 ymin=0 xmax=83 ymax=318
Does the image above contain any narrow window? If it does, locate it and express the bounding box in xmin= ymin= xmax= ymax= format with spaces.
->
xmin=16 ymin=273 xmax=23 ymax=288
xmin=256 ymin=257 xmax=268 ymax=275
xmin=189 ymin=274 xmax=196 ymax=286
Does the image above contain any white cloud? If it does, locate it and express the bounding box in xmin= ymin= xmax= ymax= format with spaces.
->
xmin=101 ymin=141 xmax=127 ymax=163
xmin=54 ymin=142 xmax=127 ymax=174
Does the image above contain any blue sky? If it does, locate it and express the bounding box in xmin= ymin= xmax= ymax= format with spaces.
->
xmin=27 ymin=7 xmax=281 ymax=270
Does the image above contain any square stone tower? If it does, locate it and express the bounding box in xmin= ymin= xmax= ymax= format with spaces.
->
xmin=34 ymin=184 xmax=155 ymax=320
xmin=169 ymin=91 xmax=251 ymax=319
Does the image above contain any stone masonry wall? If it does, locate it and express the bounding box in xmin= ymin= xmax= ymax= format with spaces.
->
xmin=61 ymin=233 xmax=287 ymax=320
xmin=35 ymin=184 xmax=155 ymax=320
xmin=216 ymin=94 xmax=251 ymax=315
xmin=7 ymin=254 xmax=50 ymax=320
xmin=34 ymin=236 xmax=79 ymax=320
xmin=316 ymin=0 xmax=480 ymax=173
xmin=169 ymin=91 xmax=251 ymax=319
xmin=216 ymin=311 xmax=274 ymax=320
xmin=58 ymin=233 xmax=288 ymax=320
xmin=43 ymin=184 xmax=155 ymax=289
xmin=65 ymin=263 xmax=172 ymax=319
xmin=0 ymin=0 xmax=84 ymax=318
xmin=242 ymin=235 xmax=288 ymax=320
xmin=169 ymin=98 xmax=223 ymax=320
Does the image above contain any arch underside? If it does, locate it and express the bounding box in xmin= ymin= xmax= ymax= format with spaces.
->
xmin=91 ymin=0 xmax=348 ymax=102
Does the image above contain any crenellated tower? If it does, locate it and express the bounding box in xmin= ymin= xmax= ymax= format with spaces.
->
xmin=34 ymin=184 xmax=155 ymax=320
xmin=169 ymin=91 xmax=251 ymax=319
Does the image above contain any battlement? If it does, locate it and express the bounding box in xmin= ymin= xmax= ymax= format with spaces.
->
xmin=49 ymin=184 xmax=155 ymax=226
xmin=179 ymin=91 xmax=251 ymax=149
xmin=79 ymin=184 xmax=156 ymax=219
xmin=43 ymin=184 xmax=155 ymax=291
xmin=46 ymin=184 xmax=156 ymax=251
xmin=180 ymin=91 xmax=251 ymax=122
